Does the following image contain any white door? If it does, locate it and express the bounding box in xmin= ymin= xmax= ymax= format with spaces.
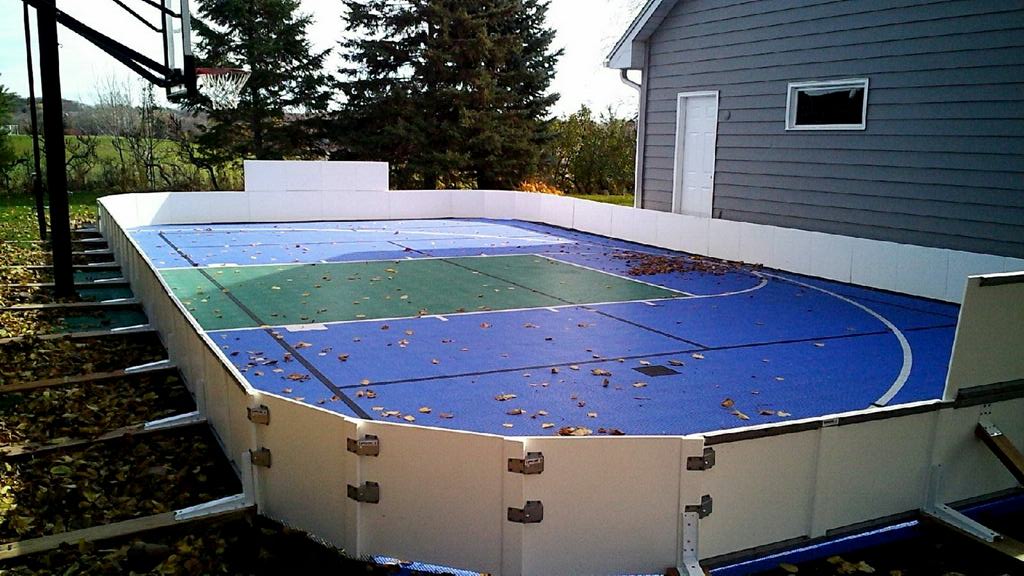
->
xmin=672 ymin=93 xmax=719 ymax=217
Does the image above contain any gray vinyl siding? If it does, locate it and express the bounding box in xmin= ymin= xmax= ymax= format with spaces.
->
xmin=640 ymin=0 xmax=1024 ymax=257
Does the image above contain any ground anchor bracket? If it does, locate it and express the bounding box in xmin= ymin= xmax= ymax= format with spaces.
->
xmin=686 ymin=447 xmax=715 ymax=471
xmin=508 ymin=501 xmax=544 ymax=524
xmin=247 ymin=404 xmax=270 ymax=425
xmin=347 ymin=434 xmax=380 ymax=457
xmin=347 ymin=481 xmax=380 ymax=504
xmin=249 ymin=447 xmax=272 ymax=468
xmin=508 ymin=452 xmax=544 ymax=474
xmin=684 ymin=495 xmax=713 ymax=519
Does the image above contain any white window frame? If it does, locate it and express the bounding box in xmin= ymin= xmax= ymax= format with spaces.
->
xmin=786 ymin=78 xmax=869 ymax=131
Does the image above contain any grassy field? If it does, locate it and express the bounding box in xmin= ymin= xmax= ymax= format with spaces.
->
xmin=8 ymin=134 xmax=178 ymax=159
xmin=0 ymin=191 xmax=103 ymax=241
xmin=570 ymin=193 xmax=634 ymax=206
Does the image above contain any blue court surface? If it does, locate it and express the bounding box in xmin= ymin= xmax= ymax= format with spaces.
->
xmin=130 ymin=218 xmax=959 ymax=436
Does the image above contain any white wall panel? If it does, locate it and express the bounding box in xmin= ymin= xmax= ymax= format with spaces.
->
xmin=708 ymin=219 xmax=742 ymax=262
xmin=449 ymin=189 xmax=487 ymax=218
xmin=572 ymin=200 xmax=613 ymax=237
xmin=285 ymin=161 xmax=324 ymax=191
xmin=388 ymin=190 xmax=454 ymax=219
xmin=851 ymin=237 xmax=901 ymax=292
xmin=244 ymin=160 xmax=289 ymax=192
xmin=609 ymin=205 xmax=638 ymax=244
xmin=771 ymin=227 xmax=814 ymax=276
xmin=809 ymin=232 xmax=854 ymax=283
xmin=484 ymin=191 xmax=518 ymax=220
xmin=945 ymin=251 xmax=1005 ymax=303
xmin=738 ymin=222 xmax=774 ymax=266
xmin=514 ymin=192 xmax=546 ymax=224
xmin=896 ymin=245 xmax=949 ymax=301
xmin=540 ymin=194 xmax=574 ymax=229
xmin=322 ymin=190 xmax=391 ymax=221
xmin=248 ymin=190 xmax=324 ymax=222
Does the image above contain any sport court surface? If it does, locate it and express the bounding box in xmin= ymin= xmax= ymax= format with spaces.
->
xmin=130 ymin=218 xmax=959 ymax=436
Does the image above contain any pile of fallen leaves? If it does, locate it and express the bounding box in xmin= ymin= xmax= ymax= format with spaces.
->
xmin=0 ymin=372 xmax=193 ymax=446
xmin=612 ymin=250 xmax=747 ymax=277
xmin=0 ymin=333 xmax=166 ymax=385
xmin=0 ymin=427 xmax=239 ymax=542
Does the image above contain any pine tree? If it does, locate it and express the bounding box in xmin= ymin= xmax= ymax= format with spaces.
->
xmin=192 ymin=0 xmax=334 ymax=161
xmin=337 ymin=0 xmax=561 ymax=189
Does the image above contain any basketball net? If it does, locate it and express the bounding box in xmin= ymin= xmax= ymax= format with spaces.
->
xmin=196 ymin=67 xmax=251 ymax=109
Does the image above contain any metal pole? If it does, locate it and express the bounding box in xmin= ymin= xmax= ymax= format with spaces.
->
xmin=35 ymin=0 xmax=73 ymax=298
xmin=23 ymin=2 xmax=47 ymax=241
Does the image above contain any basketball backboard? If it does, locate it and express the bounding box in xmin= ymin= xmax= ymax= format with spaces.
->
xmin=162 ymin=0 xmax=195 ymax=100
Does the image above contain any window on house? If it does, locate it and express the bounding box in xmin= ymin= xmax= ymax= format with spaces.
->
xmin=786 ymin=79 xmax=868 ymax=130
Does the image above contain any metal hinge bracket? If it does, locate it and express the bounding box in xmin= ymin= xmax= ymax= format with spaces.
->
xmin=347 ymin=434 xmax=380 ymax=457
xmin=249 ymin=447 xmax=272 ymax=468
xmin=247 ymin=404 xmax=270 ymax=425
xmin=347 ymin=481 xmax=380 ymax=504
xmin=686 ymin=447 xmax=715 ymax=471
xmin=684 ymin=495 xmax=713 ymax=519
xmin=508 ymin=451 xmax=544 ymax=475
xmin=508 ymin=501 xmax=544 ymax=524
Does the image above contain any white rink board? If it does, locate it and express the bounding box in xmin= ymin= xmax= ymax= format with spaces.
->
xmin=95 ymin=166 xmax=1024 ymax=574
xmin=519 ymin=436 xmax=704 ymax=576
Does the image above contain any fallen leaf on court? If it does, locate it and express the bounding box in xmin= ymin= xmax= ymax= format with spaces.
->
xmin=360 ymin=379 xmax=371 ymax=385
xmin=639 ymin=360 xmax=650 ymax=366
xmin=431 ymin=359 xmax=439 ymax=364
xmin=506 ymin=408 xmax=526 ymax=416
xmin=587 ymin=412 xmax=597 ymax=418
xmin=632 ymin=382 xmax=647 ymax=388
xmin=668 ymin=359 xmax=684 ymax=366
xmin=380 ymin=324 xmax=389 ymax=330
xmin=338 ymin=354 xmax=349 ymax=362
xmin=551 ymin=367 xmax=560 ymax=374
xmin=439 ymin=413 xmax=454 ymax=419
xmin=495 ymin=393 xmax=517 ymax=401
xmin=282 ymin=388 xmax=293 ymax=394
xmin=541 ymin=423 xmax=555 ymax=429
xmin=294 ymin=341 xmax=312 ymax=349
xmin=591 ymin=368 xmax=611 ymax=376
xmin=692 ymin=353 xmax=705 ymax=360
xmin=777 ymin=411 xmax=792 ymax=417
xmin=502 ymin=423 xmax=514 ymax=428
xmin=536 ymin=410 xmax=549 ymax=416
xmin=402 ymin=415 xmax=416 ymax=422
xmin=365 ymin=390 xmax=377 ymax=399
xmin=418 ymin=406 xmax=431 ymax=414
xmin=480 ymin=322 xmax=491 ymax=329
xmin=569 ymin=365 xmax=580 ymax=371
xmin=732 ymin=410 xmax=750 ymax=420
xmin=523 ymin=323 xmax=538 ymax=328
xmin=271 ymin=286 xmax=281 ymax=290
xmin=372 ymin=406 xmax=384 ymax=411
xmin=759 ymin=409 xmax=776 ymax=416
xmin=405 ymin=329 xmax=414 ymax=335
xmin=775 ymin=376 xmax=785 ymax=381
xmin=813 ymin=342 xmax=825 ymax=348
xmin=720 ymin=398 xmax=735 ymax=408
xmin=778 ymin=563 xmax=799 ymax=574
xmin=558 ymin=426 xmax=593 ymax=436
xmin=286 ymin=373 xmax=309 ymax=382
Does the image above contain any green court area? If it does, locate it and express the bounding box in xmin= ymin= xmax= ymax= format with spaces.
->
xmin=161 ymin=255 xmax=682 ymax=331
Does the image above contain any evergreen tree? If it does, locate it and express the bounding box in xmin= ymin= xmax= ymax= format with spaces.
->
xmin=337 ymin=0 xmax=561 ymax=189
xmin=192 ymin=0 xmax=334 ymax=160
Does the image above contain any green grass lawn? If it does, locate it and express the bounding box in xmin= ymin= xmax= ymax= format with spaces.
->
xmin=0 ymin=191 xmax=103 ymax=241
xmin=8 ymin=134 xmax=179 ymax=159
xmin=569 ymin=194 xmax=634 ymax=206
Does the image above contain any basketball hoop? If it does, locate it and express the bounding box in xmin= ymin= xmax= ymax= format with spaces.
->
xmin=196 ymin=67 xmax=251 ymax=109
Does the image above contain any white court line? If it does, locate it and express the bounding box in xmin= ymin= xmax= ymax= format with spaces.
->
xmin=533 ymin=254 xmax=694 ymax=296
xmin=159 ymin=226 xmax=567 ymax=243
xmin=155 ymin=251 xmax=525 ymax=271
xmin=763 ymin=272 xmax=913 ymax=407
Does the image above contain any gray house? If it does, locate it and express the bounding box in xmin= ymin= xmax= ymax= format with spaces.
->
xmin=606 ymin=0 xmax=1024 ymax=258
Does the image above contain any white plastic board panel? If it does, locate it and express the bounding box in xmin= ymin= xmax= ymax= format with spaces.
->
xmin=896 ymin=244 xmax=948 ymax=301
xmin=632 ymin=207 xmax=660 ymax=247
xmin=945 ymin=273 xmax=1024 ymax=397
xmin=609 ymin=205 xmax=637 ymax=244
xmin=930 ymin=400 xmax=1024 ymax=503
xmin=851 ymin=238 xmax=901 ymax=293
xmin=771 ymin=227 xmax=814 ymax=276
xmin=810 ymin=411 xmax=937 ymax=535
xmin=809 ymin=232 xmax=854 ymax=283
xmin=150 ymin=191 xmax=249 ymax=225
xmin=322 ymin=190 xmax=391 ymax=221
xmin=484 ymin=191 xmax=518 ymax=220
xmin=449 ymin=189 xmax=487 ymax=218
xmin=657 ymin=211 xmax=709 ymax=255
xmin=572 ymin=199 xmax=613 ymax=237
xmin=248 ymin=190 xmax=324 ymax=222
xmin=518 ymin=436 xmax=703 ymax=576
xmin=322 ymin=161 xmax=389 ymax=191
xmin=354 ymin=422 xmax=506 ymax=574
xmin=945 ymin=251 xmax=1005 ymax=302
xmin=738 ymin=223 xmax=773 ymax=266
xmin=1004 ymin=257 xmax=1024 ymax=273
xmin=539 ymin=194 xmax=574 ymax=229
xmin=708 ymin=219 xmax=742 ymax=262
xmin=255 ymin=395 xmax=357 ymax=550
xmin=244 ymin=160 xmax=289 ymax=192
xmin=284 ymin=161 xmax=325 ymax=191
xmin=700 ymin=430 xmax=819 ymax=558
xmin=388 ymin=190 xmax=454 ymax=220
xmin=513 ymin=192 xmax=545 ymax=224
xmin=134 ymin=192 xmax=171 ymax=227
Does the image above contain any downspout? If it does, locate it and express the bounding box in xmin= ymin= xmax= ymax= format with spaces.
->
xmin=620 ymin=68 xmax=645 ymax=210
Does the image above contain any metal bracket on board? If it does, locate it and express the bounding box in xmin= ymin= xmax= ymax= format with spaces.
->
xmin=249 ymin=447 xmax=272 ymax=468
xmin=347 ymin=481 xmax=380 ymax=504
xmin=247 ymin=405 xmax=270 ymax=425
xmin=508 ymin=452 xmax=544 ymax=474
xmin=347 ymin=435 xmax=380 ymax=457
xmin=508 ymin=501 xmax=544 ymax=524
xmin=686 ymin=447 xmax=715 ymax=471
xmin=684 ymin=495 xmax=713 ymax=519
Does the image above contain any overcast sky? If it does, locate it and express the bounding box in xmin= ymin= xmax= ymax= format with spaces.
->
xmin=0 ymin=0 xmax=640 ymax=118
